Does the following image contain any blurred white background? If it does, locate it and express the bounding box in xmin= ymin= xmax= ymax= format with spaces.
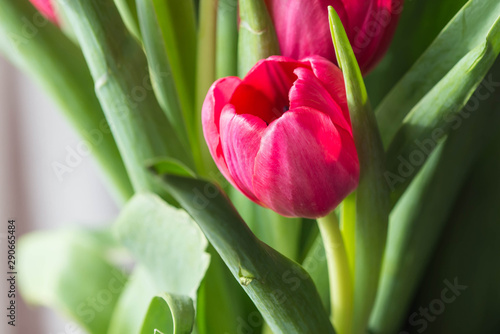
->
xmin=0 ymin=56 xmax=120 ymax=333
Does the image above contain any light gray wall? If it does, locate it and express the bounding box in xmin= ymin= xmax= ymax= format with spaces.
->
xmin=0 ymin=55 xmax=120 ymax=334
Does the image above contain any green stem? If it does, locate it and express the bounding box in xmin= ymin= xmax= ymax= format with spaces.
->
xmin=195 ymin=0 xmax=218 ymax=177
xmin=340 ymin=192 xmax=356 ymax=277
xmin=329 ymin=8 xmax=390 ymax=333
xmin=58 ymin=0 xmax=194 ymax=199
xmin=317 ymin=212 xmax=353 ymax=334
xmin=238 ymin=0 xmax=280 ymax=76
xmin=0 ymin=0 xmax=133 ymax=201
xmin=216 ymin=0 xmax=238 ymax=78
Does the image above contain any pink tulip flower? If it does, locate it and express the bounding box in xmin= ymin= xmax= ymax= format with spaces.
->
xmin=202 ymin=56 xmax=359 ymax=218
xmin=264 ymin=0 xmax=403 ymax=74
xmin=29 ymin=0 xmax=59 ymax=25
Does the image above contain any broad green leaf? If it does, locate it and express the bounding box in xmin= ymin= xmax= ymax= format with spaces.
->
xmin=18 ymin=229 xmax=126 ymax=334
xmin=0 ymin=0 xmax=133 ymax=200
xmin=135 ymin=0 xmax=194 ymax=152
xmin=365 ymin=0 xmax=468 ymax=106
xmin=377 ymin=0 xmax=500 ymax=146
xmin=196 ymin=249 xmax=255 ymax=334
xmin=216 ymin=0 xmax=238 ymax=78
xmin=406 ymin=134 xmax=500 ymax=334
xmin=150 ymin=169 xmax=334 ymax=334
xmin=140 ymin=294 xmax=195 ymax=334
xmin=329 ymin=7 xmax=390 ymax=333
xmin=114 ymin=193 xmax=210 ymax=298
xmin=108 ymin=266 xmax=158 ymax=334
xmin=146 ymin=158 xmax=196 ymax=178
xmin=238 ymin=0 xmax=280 ymax=76
xmin=369 ymin=59 xmax=500 ymax=333
xmin=57 ymin=0 xmax=195 ymax=198
xmin=231 ymin=187 xmax=302 ymax=261
xmin=385 ymin=16 xmax=500 ymax=197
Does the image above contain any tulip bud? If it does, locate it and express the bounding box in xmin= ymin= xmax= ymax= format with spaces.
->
xmin=264 ymin=0 xmax=403 ymax=74
xmin=29 ymin=0 xmax=58 ymax=24
xmin=202 ymin=56 xmax=359 ymax=218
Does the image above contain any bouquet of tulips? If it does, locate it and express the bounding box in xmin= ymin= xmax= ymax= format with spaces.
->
xmin=2 ymin=0 xmax=500 ymax=333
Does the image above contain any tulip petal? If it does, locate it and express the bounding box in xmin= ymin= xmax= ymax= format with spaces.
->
xmin=353 ymin=0 xmax=402 ymax=73
xmin=264 ymin=0 xmax=401 ymax=74
xmin=237 ymin=56 xmax=303 ymax=112
xmin=253 ymin=107 xmax=359 ymax=218
xmin=290 ymin=66 xmax=352 ymax=135
xmin=302 ymin=56 xmax=350 ymax=124
xmin=202 ymin=77 xmax=241 ymax=186
xmin=30 ymin=0 xmax=59 ymax=24
xmin=220 ymin=106 xmax=267 ymax=204
xmin=230 ymin=83 xmax=280 ymax=124
xmin=264 ymin=0 xmax=348 ymax=66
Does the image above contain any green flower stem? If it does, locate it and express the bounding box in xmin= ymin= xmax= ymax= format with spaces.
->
xmin=58 ymin=0 xmax=195 ymax=198
xmin=340 ymin=192 xmax=356 ymax=276
xmin=302 ymin=236 xmax=330 ymax=311
xmin=329 ymin=7 xmax=390 ymax=334
xmin=216 ymin=0 xmax=238 ymax=78
xmin=196 ymin=0 xmax=218 ymax=177
xmin=238 ymin=0 xmax=280 ymax=76
xmin=0 ymin=0 xmax=133 ymax=201
xmin=114 ymin=0 xmax=141 ymax=41
xmin=136 ymin=0 xmax=194 ymax=163
xmin=317 ymin=212 xmax=353 ymax=334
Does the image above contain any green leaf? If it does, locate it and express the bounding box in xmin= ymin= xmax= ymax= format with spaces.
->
xmin=18 ymin=229 xmax=126 ymax=334
xmin=152 ymin=0 xmax=197 ymax=121
xmin=406 ymin=133 xmax=500 ymax=334
xmin=377 ymin=0 xmax=500 ymax=146
xmin=140 ymin=293 xmax=195 ymax=334
xmin=108 ymin=266 xmax=158 ymax=334
xmin=151 ymin=171 xmax=335 ymax=334
xmin=0 ymin=0 xmax=133 ymax=200
xmin=385 ymin=15 xmax=500 ymax=197
xmin=57 ymin=0 xmax=195 ymax=198
xmin=302 ymin=237 xmax=329 ymax=312
xmin=146 ymin=158 xmax=196 ymax=178
xmin=329 ymin=7 xmax=390 ymax=333
xmin=231 ymin=188 xmax=302 ymax=261
xmin=114 ymin=0 xmax=141 ymax=41
xmin=238 ymin=0 xmax=280 ymax=76
xmin=365 ymin=0 xmax=468 ymax=106
xmin=196 ymin=249 xmax=255 ymax=334
xmin=369 ymin=59 xmax=500 ymax=333
xmin=114 ymin=192 xmax=210 ymax=298
xmin=135 ymin=0 xmax=194 ymax=152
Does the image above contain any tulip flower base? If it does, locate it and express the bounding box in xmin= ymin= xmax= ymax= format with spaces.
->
xmin=4 ymin=0 xmax=500 ymax=334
